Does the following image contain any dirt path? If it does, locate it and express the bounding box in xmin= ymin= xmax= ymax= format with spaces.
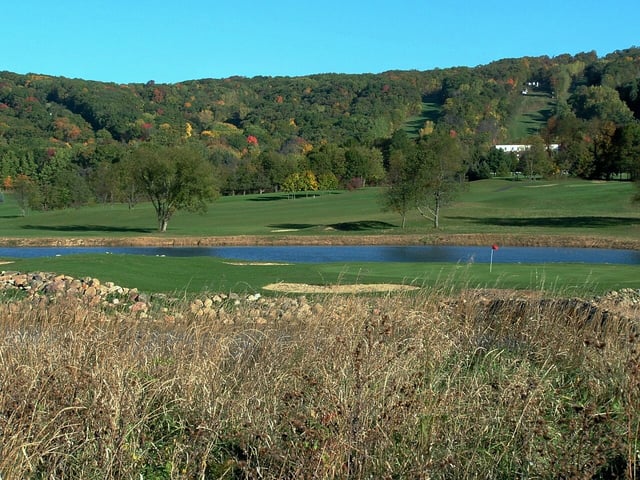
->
xmin=1 ymin=233 xmax=639 ymax=250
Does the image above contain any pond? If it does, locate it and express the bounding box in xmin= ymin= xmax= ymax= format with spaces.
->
xmin=1 ymin=245 xmax=639 ymax=265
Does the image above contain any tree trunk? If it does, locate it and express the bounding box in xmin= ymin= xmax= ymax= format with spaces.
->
xmin=159 ymin=218 xmax=168 ymax=232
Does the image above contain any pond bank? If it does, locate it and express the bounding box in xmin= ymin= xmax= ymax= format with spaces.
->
xmin=2 ymin=233 xmax=640 ymax=250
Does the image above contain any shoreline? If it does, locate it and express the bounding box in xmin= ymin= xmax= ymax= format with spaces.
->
xmin=1 ymin=233 xmax=640 ymax=250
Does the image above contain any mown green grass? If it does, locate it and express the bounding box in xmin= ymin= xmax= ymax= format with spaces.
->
xmin=1 ymin=178 xmax=638 ymax=295
xmin=443 ymin=178 xmax=639 ymax=237
xmin=402 ymin=98 xmax=442 ymax=138
xmin=1 ymin=179 xmax=638 ymax=239
xmin=7 ymin=254 xmax=638 ymax=295
xmin=0 ymin=189 xmax=399 ymax=237
xmin=506 ymin=92 xmax=556 ymax=141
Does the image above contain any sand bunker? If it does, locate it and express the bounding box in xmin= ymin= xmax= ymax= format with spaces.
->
xmin=263 ymin=282 xmax=420 ymax=294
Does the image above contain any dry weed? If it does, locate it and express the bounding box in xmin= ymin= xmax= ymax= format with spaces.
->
xmin=0 ymin=288 xmax=638 ymax=478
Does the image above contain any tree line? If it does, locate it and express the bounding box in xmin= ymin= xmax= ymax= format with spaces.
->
xmin=1 ymin=48 xmax=640 ymax=229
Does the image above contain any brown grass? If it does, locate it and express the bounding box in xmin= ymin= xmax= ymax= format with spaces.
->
xmin=1 ymin=288 xmax=638 ymax=478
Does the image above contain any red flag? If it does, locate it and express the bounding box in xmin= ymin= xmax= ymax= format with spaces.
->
xmin=492 ymin=244 xmax=499 ymax=250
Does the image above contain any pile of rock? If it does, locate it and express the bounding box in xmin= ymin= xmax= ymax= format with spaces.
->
xmin=0 ymin=270 xmax=327 ymax=325
xmin=599 ymin=288 xmax=640 ymax=306
xmin=0 ymin=270 xmax=149 ymax=315
xmin=595 ymin=288 xmax=640 ymax=321
xmin=187 ymin=291 xmax=324 ymax=325
xmin=6 ymin=269 xmax=634 ymax=328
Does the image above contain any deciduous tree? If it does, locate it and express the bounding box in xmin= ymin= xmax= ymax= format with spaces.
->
xmin=411 ymin=129 xmax=466 ymax=228
xmin=384 ymin=130 xmax=417 ymax=228
xmin=12 ymin=174 xmax=40 ymax=216
xmin=344 ymin=146 xmax=385 ymax=187
xmin=131 ymin=144 xmax=218 ymax=232
xmin=518 ymin=136 xmax=556 ymax=179
xmin=611 ymin=121 xmax=640 ymax=180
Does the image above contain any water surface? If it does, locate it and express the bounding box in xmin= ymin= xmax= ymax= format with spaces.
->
xmin=1 ymin=245 xmax=638 ymax=265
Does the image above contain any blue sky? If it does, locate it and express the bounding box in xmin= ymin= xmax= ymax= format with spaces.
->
xmin=2 ymin=0 xmax=638 ymax=84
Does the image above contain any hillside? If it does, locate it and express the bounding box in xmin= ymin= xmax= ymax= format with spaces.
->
xmin=506 ymin=91 xmax=557 ymax=140
xmin=1 ymin=47 xmax=640 ymax=209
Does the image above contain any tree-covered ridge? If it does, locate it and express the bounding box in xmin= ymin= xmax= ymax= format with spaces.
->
xmin=1 ymin=47 xmax=640 ymax=212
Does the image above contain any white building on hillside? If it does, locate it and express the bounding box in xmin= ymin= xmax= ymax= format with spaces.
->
xmin=495 ymin=144 xmax=559 ymax=154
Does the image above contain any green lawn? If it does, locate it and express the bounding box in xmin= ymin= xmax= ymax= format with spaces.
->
xmin=1 ymin=179 xmax=638 ymax=239
xmin=0 ymin=189 xmax=398 ymax=238
xmin=443 ymin=178 xmax=639 ymax=238
xmin=1 ymin=178 xmax=638 ymax=294
xmin=402 ymin=95 xmax=442 ymax=138
xmin=506 ymin=92 xmax=556 ymax=141
xmin=6 ymin=253 xmax=637 ymax=296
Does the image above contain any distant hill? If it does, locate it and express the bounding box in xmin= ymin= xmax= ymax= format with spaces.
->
xmin=1 ymin=47 xmax=639 ymax=207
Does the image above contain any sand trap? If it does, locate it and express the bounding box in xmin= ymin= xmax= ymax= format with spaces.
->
xmin=263 ymin=282 xmax=420 ymax=294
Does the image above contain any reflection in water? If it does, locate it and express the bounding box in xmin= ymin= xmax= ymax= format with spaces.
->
xmin=0 ymin=245 xmax=639 ymax=265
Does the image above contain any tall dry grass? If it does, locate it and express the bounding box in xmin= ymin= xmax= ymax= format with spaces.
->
xmin=0 ymin=288 xmax=638 ymax=479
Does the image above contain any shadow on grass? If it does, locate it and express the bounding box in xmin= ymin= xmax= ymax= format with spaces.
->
xmin=328 ymin=220 xmax=397 ymax=231
xmin=249 ymin=195 xmax=290 ymax=202
xmin=403 ymin=94 xmax=442 ymax=136
xmin=522 ymin=107 xmax=554 ymax=136
xmin=249 ymin=191 xmax=343 ymax=202
xmin=268 ymin=220 xmax=397 ymax=231
xmin=268 ymin=223 xmax=316 ymax=230
xmin=21 ymin=224 xmax=155 ymax=234
xmin=448 ymin=216 xmax=638 ymax=228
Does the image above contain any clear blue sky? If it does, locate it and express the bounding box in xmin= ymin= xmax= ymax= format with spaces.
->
xmin=2 ymin=0 xmax=638 ymax=84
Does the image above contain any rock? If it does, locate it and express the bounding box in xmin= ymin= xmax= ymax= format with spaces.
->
xmin=128 ymin=288 xmax=140 ymax=302
xmin=83 ymin=286 xmax=97 ymax=298
xmin=45 ymin=280 xmax=66 ymax=295
xmin=130 ymin=301 xmax=148 ymax=314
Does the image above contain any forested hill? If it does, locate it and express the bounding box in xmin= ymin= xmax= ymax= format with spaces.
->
xmin=1 ymin=47 xmax=640 ymax=208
